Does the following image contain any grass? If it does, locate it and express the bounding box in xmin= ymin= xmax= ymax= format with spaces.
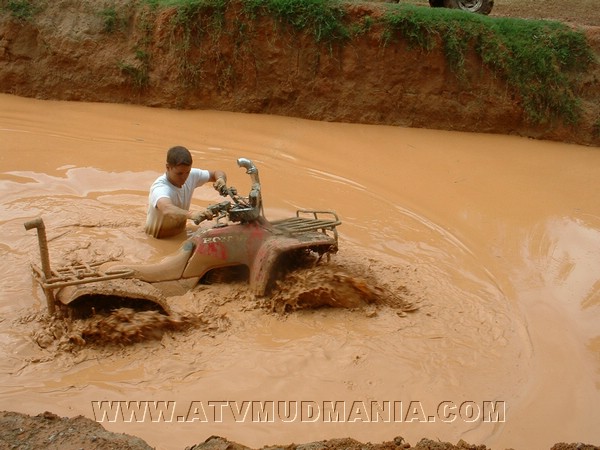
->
xmin=381 ymin=4 xmax=595 ymax=124
xmin=0 ymin=0 xmax=39 ymax=20
xmin=99 ymin=6 xmax=131 ymax=33
xmin=241 ymin=0 xmax=349 ymax=43
xmin=118 ymin=48 xmax=150 ymax=89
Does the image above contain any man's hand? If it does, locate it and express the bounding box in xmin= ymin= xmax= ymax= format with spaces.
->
xmin=190 ymin=209 xmax=214 ymax=225
xmin=213 ymin=177 xmax=227 ymax=196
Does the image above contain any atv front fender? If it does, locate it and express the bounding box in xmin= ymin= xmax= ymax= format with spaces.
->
xmin=250 ymin=233 xmax=337 ymax=297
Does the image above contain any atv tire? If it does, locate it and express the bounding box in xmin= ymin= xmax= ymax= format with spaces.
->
xmin=443 ymin=0 xmax=494 ymax=14
xmin=429 ymin=0 xmax=444 ymax=7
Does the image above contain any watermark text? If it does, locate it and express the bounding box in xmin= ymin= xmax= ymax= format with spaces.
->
xmin=91 ymin=400 xmax=506 ymax=424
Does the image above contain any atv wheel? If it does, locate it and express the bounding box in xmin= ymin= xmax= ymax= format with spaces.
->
xmin=429 ymin=0 xmax=444 ymax=7
xmin=443 ymin=0 xmax=493 ymax=14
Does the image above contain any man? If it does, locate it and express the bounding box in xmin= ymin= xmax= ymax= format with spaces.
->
xmin=145 ymin=146 xmax=227 ymax=238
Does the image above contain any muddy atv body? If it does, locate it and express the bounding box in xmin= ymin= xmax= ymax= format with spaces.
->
xmin=25 ymin=158 xmax=341 ymax=317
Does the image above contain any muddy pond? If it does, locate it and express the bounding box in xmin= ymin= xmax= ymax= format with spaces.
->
xmin=0 ymin=93 xmax=598 ymax=449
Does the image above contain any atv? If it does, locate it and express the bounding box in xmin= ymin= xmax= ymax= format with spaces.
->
xmin=24 ymin=157 xmax=341 ymax=318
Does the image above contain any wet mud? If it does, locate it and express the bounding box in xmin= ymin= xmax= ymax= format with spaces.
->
xmin=0 ymin=94 xmax=599 ymax=450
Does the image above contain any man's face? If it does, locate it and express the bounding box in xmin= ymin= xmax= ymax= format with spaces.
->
xmin=166 ymin=164 xmax=191 ymax=188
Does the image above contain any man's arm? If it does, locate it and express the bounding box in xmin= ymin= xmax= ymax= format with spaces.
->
xmin=156 ymin=197 xmax=194 ymax=220
xmin=209 ymin=170 xmax=227 ymax=195
xmin=156 ymin=197 xmax=213 ymax=224
xmin=208 ymin=170 xmax=226 ymax=183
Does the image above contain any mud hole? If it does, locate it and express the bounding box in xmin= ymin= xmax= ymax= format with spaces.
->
xmin=27 ymin=247 xmax=421 ymax=353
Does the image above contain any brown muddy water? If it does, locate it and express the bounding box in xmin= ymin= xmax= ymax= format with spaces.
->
xmin=0 ymin=93 xmax=599 ymax=450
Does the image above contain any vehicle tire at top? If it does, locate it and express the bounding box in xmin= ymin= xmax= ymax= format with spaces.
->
xmin=443 ymin=0 xmax=494 ymax=14
xmin=429 ymin=0 xmax=445 ymax=7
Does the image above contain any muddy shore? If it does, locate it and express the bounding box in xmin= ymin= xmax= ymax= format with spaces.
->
xmin=1 ymin=411 xmax=598 ymax=450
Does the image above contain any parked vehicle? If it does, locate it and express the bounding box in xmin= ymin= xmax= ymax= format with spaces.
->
xmin=429 ymin=0 xmax=494 ymax=15
xmin=386 ymin=0 xmax=494 ymax=15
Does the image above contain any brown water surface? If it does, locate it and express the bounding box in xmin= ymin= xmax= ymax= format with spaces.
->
xmin=0 ymin=94 xmax=599 ymax=449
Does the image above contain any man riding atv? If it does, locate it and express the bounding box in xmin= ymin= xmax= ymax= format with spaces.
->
xmin=25 ymin=157 xmax=342 ymax=316
xmin=145 ymin=146 xmax=228 ymax=239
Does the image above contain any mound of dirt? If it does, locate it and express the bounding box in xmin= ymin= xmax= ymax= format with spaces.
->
xmin=1 ymin=412 xmax=597 ymax=450
xmin=190 ymin=436 xmax=600 ymax=450
xmin=0 ymin=411 xmax=153 ymax=450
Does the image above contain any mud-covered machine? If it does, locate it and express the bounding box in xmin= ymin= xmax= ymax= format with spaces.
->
xmin=25 ymin=157 xmax=341 ymax=317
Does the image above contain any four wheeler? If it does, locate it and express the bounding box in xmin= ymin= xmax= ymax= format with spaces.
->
xmin=25 ymin=158 xmax=342 ymax=317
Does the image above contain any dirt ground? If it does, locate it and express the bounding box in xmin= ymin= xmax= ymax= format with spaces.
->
xmin=1 ymin=410 xmax=599 ymax=450
xmin=1 ymin=0 xmax=600 ymax=449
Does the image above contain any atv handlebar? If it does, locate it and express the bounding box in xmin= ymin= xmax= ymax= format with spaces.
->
xmin=195 ymin=157 xmax=263 ymax=226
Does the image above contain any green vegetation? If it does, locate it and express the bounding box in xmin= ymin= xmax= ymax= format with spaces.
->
xmin=99 ymin=5 xmax=131 ymax=33
xmin=382 ymin=4 xmax=594 ymax=124
xmin=118 ymin=48 xmax=150 ymax=89
xmin=241 ymin=0 xmax=349 ymax=43
xmin=140 ymin=0 xmax=348 ymax=43
xmin=1 ymin=0 xmax=38 ymax=20
xmin=593 ymin=116 xmax=600 ymax=139
xmin=100 ymin=7 xmax=118 ymax=32
xmin=123 ymin=0 xmax=594 ymax=125
xmin=141 ymin=0 xmax=227 ymax=34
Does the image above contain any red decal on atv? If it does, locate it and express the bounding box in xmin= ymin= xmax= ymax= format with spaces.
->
xmin=196 ymin=241 xmax=227 ymax=260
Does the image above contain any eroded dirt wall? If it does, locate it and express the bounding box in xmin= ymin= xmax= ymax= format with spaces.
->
xmin=0 ymin=1 xmax=599 ymax=146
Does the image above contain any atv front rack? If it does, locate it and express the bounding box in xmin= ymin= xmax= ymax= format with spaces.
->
xmin=271 ymin=210 xmax=341 ymax=244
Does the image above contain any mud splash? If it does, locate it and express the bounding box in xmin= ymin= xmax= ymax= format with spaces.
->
xmin=28 ymin=248 xmax=420 ymax=352
xmin=267 ymin=254 xmax=419 ymax=314
xmin=32 ymin=309 xmax=202 ymax=349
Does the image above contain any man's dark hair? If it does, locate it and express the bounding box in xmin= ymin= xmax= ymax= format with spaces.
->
xmin=166 ymin=146 xmax=193 ymax=166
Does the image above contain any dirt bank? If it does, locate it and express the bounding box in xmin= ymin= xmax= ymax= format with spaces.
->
xmin=0 ymin=0 xmax=599 ymax=146
xmin=1 ymin=411 xmax=599 ymax=450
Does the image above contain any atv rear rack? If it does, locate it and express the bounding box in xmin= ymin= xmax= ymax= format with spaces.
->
xmin=271 ymin=209 xmax=341 ymax=244
xmin=30 ymin=261 xmax=134 ymax=290
xmin=24 ymin=217 xmax=133 ymax=315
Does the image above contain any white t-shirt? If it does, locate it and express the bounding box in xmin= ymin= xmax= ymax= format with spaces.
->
xmin=145 ymin=168 xmax=211 ymax=238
